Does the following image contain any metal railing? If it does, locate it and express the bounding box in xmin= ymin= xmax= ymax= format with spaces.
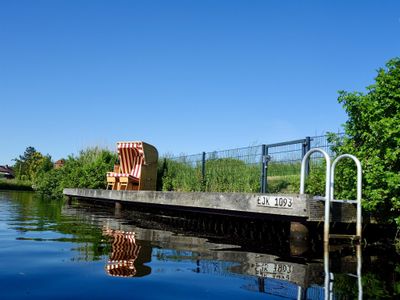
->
xmin=168 ymin=133 xmax=344 ymax=193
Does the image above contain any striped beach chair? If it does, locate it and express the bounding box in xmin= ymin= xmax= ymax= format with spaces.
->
xmin=106 ymin=141 xmax=158 ymax=191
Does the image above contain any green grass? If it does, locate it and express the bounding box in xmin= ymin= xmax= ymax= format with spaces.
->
xmin=157 ymin=157 xmax=327 ymax=194
xmin=268 ymin=161 xmax=302 ymax=177
xmin=0 ymin=178 xmax=33 ymax=191
xmin=267 ymin=175 xmax=300 ymax=193
xmin=158 ymin=158 xmax=312 ymax=193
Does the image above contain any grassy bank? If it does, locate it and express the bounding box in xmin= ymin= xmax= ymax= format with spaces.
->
xmin=0 ymin=178 xmax=33 ymax=191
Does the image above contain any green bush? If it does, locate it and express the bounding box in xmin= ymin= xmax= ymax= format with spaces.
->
xmin=34 ymin=147 xmax=117 ymax=198
xmin=330 ymin=57 xmax=400 ymax=223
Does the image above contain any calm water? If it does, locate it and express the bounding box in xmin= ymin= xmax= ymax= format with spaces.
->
xmin=0 ymin=191 xmax=399 ymax=299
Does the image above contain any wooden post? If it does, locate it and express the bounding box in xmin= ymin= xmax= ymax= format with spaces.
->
xmin=290 ymin=222 xmax=309 ymax=256
xmin=290 ymin=222 xmax=309 ymax=240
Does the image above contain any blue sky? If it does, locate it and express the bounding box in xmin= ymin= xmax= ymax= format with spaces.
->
xmin=1 ymin=0 xmax=399 ymax=164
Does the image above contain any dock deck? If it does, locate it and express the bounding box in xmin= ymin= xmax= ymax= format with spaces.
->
xmin=63 ymin=188 xmax=358 ymax=223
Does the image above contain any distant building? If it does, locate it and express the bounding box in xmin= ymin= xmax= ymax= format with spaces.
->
xmin=54 ymin=159 xmax=65 ymax=169
xmin=0 ymin=165 xmax=14 ymax=179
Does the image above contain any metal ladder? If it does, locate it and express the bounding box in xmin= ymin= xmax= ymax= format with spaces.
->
xmin=300 ymin=148 xmax=363 ymax=243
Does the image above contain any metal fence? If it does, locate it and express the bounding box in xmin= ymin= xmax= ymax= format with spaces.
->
xmin=169 ymin=134 xmax=343 ymax=193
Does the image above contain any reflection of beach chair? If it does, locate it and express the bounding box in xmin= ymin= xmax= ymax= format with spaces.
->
xmin=103 ymin=228 xmax=141 ymax=277
xmin=106 ymin=141 xmax=158 ymax=191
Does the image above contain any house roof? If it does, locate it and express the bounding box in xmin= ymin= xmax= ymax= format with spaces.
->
xmin=0 ymin=165 xmax=14 ymax=176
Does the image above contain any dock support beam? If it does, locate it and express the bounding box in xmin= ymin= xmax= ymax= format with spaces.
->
xmin=115 ymin=201 xmax=122 ymax=216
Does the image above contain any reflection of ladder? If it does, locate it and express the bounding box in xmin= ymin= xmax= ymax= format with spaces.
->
xmin=324 ymin=244 xmax=363 ymax=300
xmin=300 ymin=149 xmax=363 ymax=243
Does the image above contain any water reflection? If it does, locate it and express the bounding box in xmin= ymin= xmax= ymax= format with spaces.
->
xmin=66 ymin=199 xmax=397 ymax=299
xmin=99 ymin=222 xmax=324 ymax=299
xmin=98 ymin=223 xmax=325 ymax=299
xmin=1 ymin=191 xmax=399 ymax=299
xmin=324 ymin=243 xmax=363 ymax=300
xmin=102 ymin=228 xmax=141 ymax=277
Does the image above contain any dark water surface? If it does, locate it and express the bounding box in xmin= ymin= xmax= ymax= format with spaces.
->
xmin=0 ymin=191 xmax=399 ymax=299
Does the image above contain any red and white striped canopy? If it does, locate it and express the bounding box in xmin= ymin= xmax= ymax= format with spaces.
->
xmin=107 ymin=142 xmax=145 ymax=179
xmin=117 ymin=142 xmax=144 ymax=153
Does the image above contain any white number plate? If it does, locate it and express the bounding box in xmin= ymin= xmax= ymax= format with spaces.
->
xmin=255 ymin=262 xmax=293 ymax=280
xmin=257 ymin=196 xmax=293 ymax=209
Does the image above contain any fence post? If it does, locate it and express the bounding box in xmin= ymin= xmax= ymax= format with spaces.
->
xmin=202 ymin=152 xmax=206 ymax=190
xmin=260 ymin=145 xmax=269 ymax=193
xmin=302 ymin=137 xmax=311 ymax=176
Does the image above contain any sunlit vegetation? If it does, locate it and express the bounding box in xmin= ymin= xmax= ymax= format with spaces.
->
xmin=0 ymin=178 xmax=33 ymax=191
xmin=329 ymin=58 xmax=400 ymax=225
xmin=158 ymin=157 xmax=313 ymax=194
xmin=34 ymin=147 xmax=117 ymax=198
xmin=7 ymin=146 xmax=117 ymax=198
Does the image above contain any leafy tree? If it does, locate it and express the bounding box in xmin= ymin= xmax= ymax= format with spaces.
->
xmin=330 ymin=58 xmax=400 ymax=223
xmin=13 ymin=146 xmax=53 ymax=182
xmin=19 ymin=146 xmax=37 ymax=162
xmin=13 ymin=146 xmax=37 ymax=180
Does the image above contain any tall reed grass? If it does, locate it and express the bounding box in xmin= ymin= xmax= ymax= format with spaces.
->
xmin=157 ymin=157 xmax=310 ymax=193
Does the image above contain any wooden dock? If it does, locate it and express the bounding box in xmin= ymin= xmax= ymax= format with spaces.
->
xmin=63 ymin=188 xmax=359 ymax=223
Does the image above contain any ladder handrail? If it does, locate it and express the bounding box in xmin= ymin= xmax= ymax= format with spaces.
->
xmin=331 ymin=154 xmax=363 ymax=239
xmin=300 ymin=148 xmax=331 ymax=242
xmin=300 ymin=149 xmax=363 ymax=242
